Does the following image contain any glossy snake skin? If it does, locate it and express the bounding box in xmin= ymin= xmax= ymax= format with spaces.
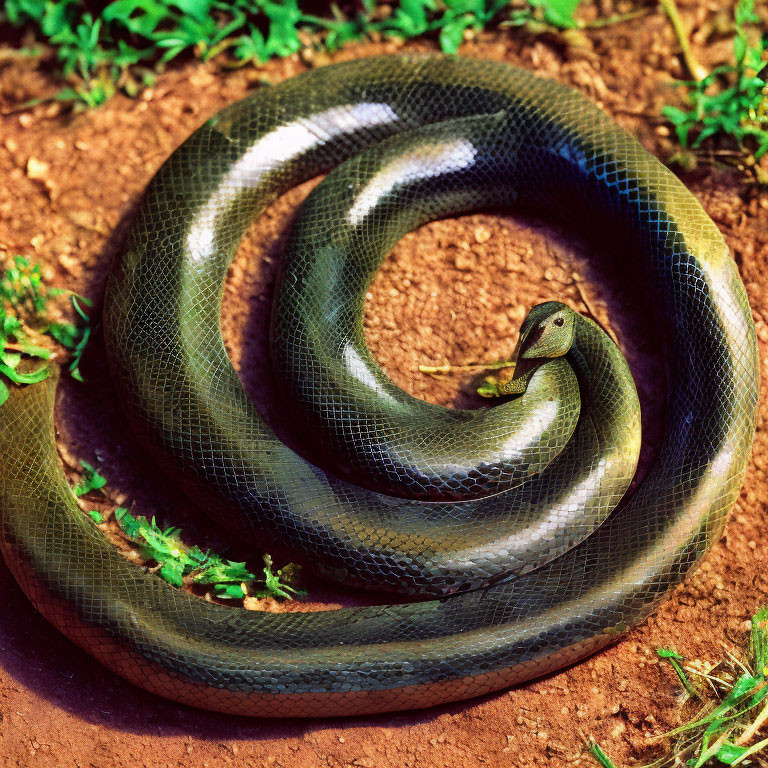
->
xmin=0 ymin=55 xmax=758 ymax=718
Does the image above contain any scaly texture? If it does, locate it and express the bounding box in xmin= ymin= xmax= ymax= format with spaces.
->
xmin=0 ymin=55 xmax=758 ymax=718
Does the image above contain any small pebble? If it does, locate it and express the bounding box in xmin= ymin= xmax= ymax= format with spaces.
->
xmin=26 ymin=157 xmax=50 ymax=180
xmin=455 ymin=252 xmax=474 ymax=270
xmin=474 ymin=225 xmax=491 ymax=243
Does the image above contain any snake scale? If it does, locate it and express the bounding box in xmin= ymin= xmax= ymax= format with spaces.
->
xmin=0 ymin=55 xmax=758 ymax=718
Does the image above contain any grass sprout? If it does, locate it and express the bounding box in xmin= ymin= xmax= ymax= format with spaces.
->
xmin=504 ymin=0 xmax=582 ymax=31
xmin=586 ymin=607 xmax=768 ymax=768
xmin=585 ymin=736 xmax=620 ymax=768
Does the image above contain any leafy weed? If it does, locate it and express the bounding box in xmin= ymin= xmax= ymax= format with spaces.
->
xmin=1 ymin=1 xmax=588 ymax=105
xmin=73 ymin=460 xmax=108 ymax=497
xmin=0 ymin=254 xmax=92 ymax=404
xmin=110 ymin=506 xmax=304 ymax=600
xmin=663 ymin=0 xmax=768 ymax=177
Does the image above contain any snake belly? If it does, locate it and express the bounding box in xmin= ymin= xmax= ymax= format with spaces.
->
xmin=0 ymin=54 xmax=759 ymax=718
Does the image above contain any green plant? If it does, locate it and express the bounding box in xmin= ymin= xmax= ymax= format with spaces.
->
xmin=1 ymin=1 xmax=594 ymax=106
xmin=74 ymin=460 xmax=305 ymax=601
xmin=110 ymin=506 xmax=304 ymax=600
xmin=1 ymin=255 xmax=49 ymax=314
xmin=47 ymin=294 xmax=92 ymax=383
xmin=0 ymin=313 xmax=51 ymax=406
xmin=586 ymin=739 xmax=619 ymax=768
xmin=379 ymin=0 xmax=515 ymax=54
xmin=0 ymin=255 xmax=91 ymax=404
xmin=585 ymin=606 xmax=768 ymax=768
xmin=657 ymin=647 xmax=704 ymax=701
xmin=663 ymin=0 xmax=768 ymax=172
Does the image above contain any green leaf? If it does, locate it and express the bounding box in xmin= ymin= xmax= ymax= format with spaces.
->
xmin=0 ymin=361 xmax=50 ymax=384
xmin=657 ymin=646 xmax=702 ymax=699
xmin=186 ymin=544 xmax=211 ymax=565
xmin=439 ymin=16 xmax=473 ymax=54
xmin=0 ymin=379 xmax=9 ymax=407
xmin=213 ymin=582 xmax=247 ymax=599
xmin=734 ymin=34 xmax=747 ymax=65
xmin=662 ymin=105 xmax=691 ymax=125
xmin=719 ymin=673 xmax=761 ymax=709
xmin=171 ymin=0 xmax=213 ymax=21
xmin=67 ymin=323 xmax=90 ymax=382
xmin=73 ymin=460 xmax=107 ymax=497
xmin=729 ymin=735 xmax=768 ymax=766
xmin=734 ymin=0 xmax=759 ymax=28
xmin=88 ymin=510 xmax=104 ymax=524
xmin=384 ymin=0 xmax=435 ymax=36
xmin=194 ymin=560 xmax=255 ymax=584
xmin=690 ymin=720 xmax=730 ymax=767
xmin=47 ymin=322 xmax=79 ymax=348
xmin=40 ymin=0 xmax=79 ymax=37
xmin=260 ymin=0 xmax=302 ymax=59
xmin=3 ymin=0 xmax=46 ymax=25
xmin=103 ymin=0 xmax=172 ymax=36
xmin=536 ymin=0 xmax=581 ymax=29
xmin=115 ymin=506 xmax=144 ymax=538
xmin=657 ymin=647 xmax=683 ymax=659
xmin=586 ymin=739 xmax=618 ymax=768
xmin=256 ymin=554 xmax=304 ymax=599
xmin=1 ymin=350 xmax=21 ymax=369
xmin=17 ymin=341 xmax=51 ymax=359
xmin=233 ymin=27 xmax=267 ymax=62
xmin=159 ymin=560 xmax=186 ymax=587
xmin=715 ymin=742 xmax=749 ymax=764
xmin=476 ymin=377 xmax=501 ymax=397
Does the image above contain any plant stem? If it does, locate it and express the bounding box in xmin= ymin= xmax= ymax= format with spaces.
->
xmin=658 ymin=0 xmax=707 ymax=81
xmin=418 ymin=360 xmax=514 ymax=375
xmin=736 ymin=697 xmax=768 ymax=745
xmin=580 ymin=8 xmax=652 ymax=29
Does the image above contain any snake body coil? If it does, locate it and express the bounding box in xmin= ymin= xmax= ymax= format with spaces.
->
xmin=0 ymin=55 xmax=758 ymax=718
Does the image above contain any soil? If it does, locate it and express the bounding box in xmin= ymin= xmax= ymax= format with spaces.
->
xmin=1 ymin=2 xmax=767 ymax=767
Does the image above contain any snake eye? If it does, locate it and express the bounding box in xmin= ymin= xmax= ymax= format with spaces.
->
xmin=553 ymin=317 xmax=565 ymax=327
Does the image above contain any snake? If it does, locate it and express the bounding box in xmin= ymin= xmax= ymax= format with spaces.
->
xmin=0 ymin=55 xmax=758 ymax=718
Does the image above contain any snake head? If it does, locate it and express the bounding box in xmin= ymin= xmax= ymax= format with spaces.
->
xmin=496 ymin=302 xmax=576 ymax=396
xmin=515 ymin=301 xmax=576 ymax=360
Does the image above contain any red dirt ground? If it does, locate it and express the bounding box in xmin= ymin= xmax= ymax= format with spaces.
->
xmin=1 ymin=2 xmax=767 ymax=766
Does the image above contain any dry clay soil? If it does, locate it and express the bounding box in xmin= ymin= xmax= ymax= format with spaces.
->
xmin=1 ymin=3 xmax=767 ymax=767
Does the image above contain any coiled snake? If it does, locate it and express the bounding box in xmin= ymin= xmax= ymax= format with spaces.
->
xmin=0 ymin=55 xmax=758 ymax=717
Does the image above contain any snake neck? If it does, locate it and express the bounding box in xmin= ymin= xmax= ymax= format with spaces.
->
xmin=566 ymin=324 xmax=594 ymax=394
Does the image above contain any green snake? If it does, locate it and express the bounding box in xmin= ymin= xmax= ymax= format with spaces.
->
xmin=0 ymin=55 xmax=758 ymax=718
